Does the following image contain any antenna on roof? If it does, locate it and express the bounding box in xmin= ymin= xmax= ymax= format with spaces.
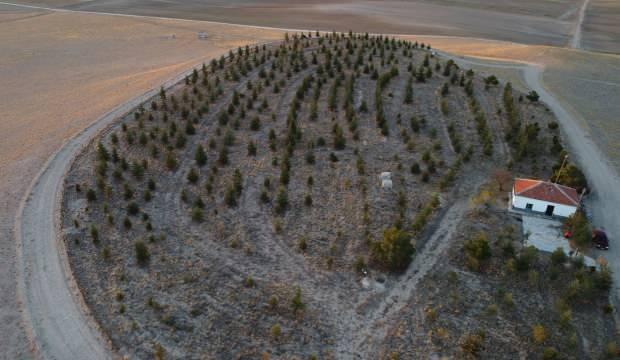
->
xmin=554 ymin=155 xmax=568 ymax=184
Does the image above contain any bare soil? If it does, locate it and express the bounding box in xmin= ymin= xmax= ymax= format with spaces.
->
xmin=59 ymin=34 xmax=606 ymax=359
xmin=0 ymin=6 xmax=282 ymax=358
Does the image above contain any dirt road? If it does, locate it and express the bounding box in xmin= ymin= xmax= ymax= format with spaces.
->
xmin=5 ymin=3 xmax=619 ymax=356
xmin=15 ymin=65 xmax=216 ymax=360
xmin=570 ymin=0 xmax=591 ymax=49
xmin=447 ymin=52 xmax=620 ymax=324
xmin=523 ymin=65 xmax=620 ymax=316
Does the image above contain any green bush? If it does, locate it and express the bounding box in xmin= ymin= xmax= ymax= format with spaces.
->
xmin=191 ymin=207 xmax=204 ymax=222
xmin=291 ymin=288 xmax=305 ymax=314
xmin=275 ymin=187 xmax=288 ymax=214
xmin=515 ymin=246 xmax=538 ymax=272
xmin=460 ymin=332 xmax=484 ymax=356
xmin=127 ymin=202 xmax=140 ymax=215
xmin=464 ymin=232 xmax=491 ymax=261
xmin=194 ymin=145 xmax=207 ymax=166
xmin=550 ymin=247 xmax=567 ymax=266
xmin=135 ymin=241 xmax=150 ymax=265
xmin=86 ymin=188 xmax=97 ymax=202
xmin=371 ymin=227 xmax=415 ymax=272
xmin=90 ymin=225 xmax=99 ymax=245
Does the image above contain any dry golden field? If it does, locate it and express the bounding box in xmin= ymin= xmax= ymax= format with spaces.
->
xmin=0 ymin=5 xmax=282 ymax=357
xmin=2 ymin=0 xmax=620 ymax=358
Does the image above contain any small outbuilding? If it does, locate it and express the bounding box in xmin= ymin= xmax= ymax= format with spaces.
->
xmin=511 ymin=178 xmax=580 ymax=218
xmin=380 ymin=172 xmax=392 ymax=190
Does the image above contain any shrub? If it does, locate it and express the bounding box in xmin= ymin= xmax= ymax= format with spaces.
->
xmin=526 ymin=90 xmax=540 ymax=102
xmin=564 ymin=211 xmax=590 ymax=249
xmin=553 ymin=157 xmax=587 ymax=191
xmin=275 ymin=187 xmax=288 ymax=214
xmin=440 ymin=99 xmax=449 ymax=115
xmin=102 ymin=246 xmax=111 ymax=260
xmin=195 ymin=145 xmax=207 ymax=166
xmin=247 ymin=141 xmax=257 ymax=156
xmin=464 ymin=232 xmax=491 ymax=261
xmin=90 ymin=225 xmax=99 ymax=245
xmin=135 ymin=241 xmax=150 ymax=265
xmin=460 ymin=332 xmax=484 ymax=356
xmin=127 ymin=202 xmax=140 ymax=216
xmin=595 ymin=267 xmax=613 ymax=291
xmin=333 ymin=124 xmax=346 ymax=150
xmin=225 ymin=185 xmax=237 ymax=207
xmin=304 ymin=194 xmax=313 ymax=207
xmin=270 ymin=324 xmax=281 ymax=339
xmin=191 ymin=207 xmax=204 ymax=222
xmin=542 ymin=347 xmax=559 ymax=360
xmin=550 ymin=247 xmax=567 ymax=266
xmin=260 ymin=190 xmax=270 ymax=204
xmin=123 ymin=217 xmax=132 ymax=229
xmin=532 ymin=324 xmax=547 ymax=344
xmin=250 ymin=116 xmax=261 ymax=131
xmin=515 ymin=246 xmax=538 ymax=272
xmin=187 ymin=167 xmax=199 ymax=183
xmin=371 ymin=227 xmax=415 ymax=272
xmin=165 ymin=151 xmax=177 ymax=170
xmin=291 ymin=288 xmax=305 ymax=314
xmin=86 ymin=188 xmax=97 ymax=202
xmin=354 ymin=256 xmax=366 ymax=273
xmin=298 ymin=237 xmax=307 ymax=252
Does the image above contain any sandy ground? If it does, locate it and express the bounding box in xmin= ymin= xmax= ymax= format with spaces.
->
xmin=8 ymin=0 xmax=593 ymax=49
xmin=1 ymin=1 xmax=619 ymax=358
xmin=0 ymin=5 xmax=282 ymax=358
xmin=405 ymin=36 xmax=620 ymax=174
xmin=419 ymin=42 xmax=620 ymax=331
xmin=581 ymin=0 xmax=620 ymax=53
xmin=16 ymin=65 xmax=202 ymax=360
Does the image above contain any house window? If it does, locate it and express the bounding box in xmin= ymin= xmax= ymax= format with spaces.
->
xmin=545 ymin=205 xmax=555 ymax=216
xmin=525 ymin=203 xmax=533 ymax=211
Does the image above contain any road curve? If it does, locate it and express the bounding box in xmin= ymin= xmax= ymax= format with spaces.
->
xmin=449 ymin=52 xmax=620 ymax=320
xmin=14 ymin=63 xmax=215 ymax=360
xmin=8 ymin=4 xmax=619 ymax=356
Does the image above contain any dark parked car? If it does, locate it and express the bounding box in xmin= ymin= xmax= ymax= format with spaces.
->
xmin=592 ymin=230 xmax=609 ymax=250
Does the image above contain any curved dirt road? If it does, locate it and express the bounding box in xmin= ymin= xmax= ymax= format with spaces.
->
xmin=10 ymin=5 xmax=619 ymax=356
xmin=15 ymin=65 xmax=211 ymax=360
xmin=449 ymin=52 xmax=620 ymax=318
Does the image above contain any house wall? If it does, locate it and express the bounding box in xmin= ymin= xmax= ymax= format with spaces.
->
xmin=511 ymin=191 xmax=577 ymax=217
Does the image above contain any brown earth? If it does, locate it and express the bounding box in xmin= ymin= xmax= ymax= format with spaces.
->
xmin=8 ymin=0 xmax=595 ymax=49
xmin=60 ymin=34 xmax=607 ymax=359
xmin=0 ymin=5 xmax=282 ymax=358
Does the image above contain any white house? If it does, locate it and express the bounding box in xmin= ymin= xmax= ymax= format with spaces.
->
xmin=511 ymin=178 xmax=579 ymax=218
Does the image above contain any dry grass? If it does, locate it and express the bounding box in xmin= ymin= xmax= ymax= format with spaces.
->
xmin=0 ymin=6 xmax=282 ymax=357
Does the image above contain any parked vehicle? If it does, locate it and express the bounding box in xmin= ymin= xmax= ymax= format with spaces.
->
xmin=592 ymin=229 xmax=609 ymax=250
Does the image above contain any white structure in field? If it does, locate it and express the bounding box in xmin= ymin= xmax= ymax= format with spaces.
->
xmin=380 ymin=172 xmax=392 ymax=190
xmin=511 ymin=178 xmax=579 ymax=218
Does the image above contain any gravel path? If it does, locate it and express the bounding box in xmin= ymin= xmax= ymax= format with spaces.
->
xmin=447 ymin=52 xmax=620 ymax=327
xmin=14 ymin=64 xmax=215 ymax=360
xmin=10 ymin=8 xmax=619 ymax=357
xmin=570 ymin=0 xmax=591 ymax=49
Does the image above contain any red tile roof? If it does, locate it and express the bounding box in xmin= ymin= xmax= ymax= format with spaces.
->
xmin=513 ymin=178 xmax=580 ymax=206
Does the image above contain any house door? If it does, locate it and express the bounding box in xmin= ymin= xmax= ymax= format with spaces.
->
xmin=545 ymin=205 xmax=555 ymax=216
